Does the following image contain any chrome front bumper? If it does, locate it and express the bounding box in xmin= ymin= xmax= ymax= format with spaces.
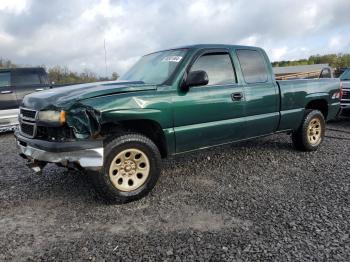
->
xmin=15 ymin=129 xmax=104 ymax=171
xmin=17 ymin=141 xmax=104 ymax=170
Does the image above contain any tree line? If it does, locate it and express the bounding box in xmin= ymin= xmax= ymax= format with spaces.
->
xmin=272 ymin=53 xmax=350 ymax=68
xmin=47 ymin=66 xmax=119 ymax=85
xmin=0 ymin=58 xmax=119 ymax=84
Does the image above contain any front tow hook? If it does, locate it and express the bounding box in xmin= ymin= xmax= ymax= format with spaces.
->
xmin=19 ymin=153 xmax=47 ymax=175
xmin=26 ymin=159 xmax=47 ymax=175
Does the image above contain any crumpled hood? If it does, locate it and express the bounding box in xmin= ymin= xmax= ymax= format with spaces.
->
xmin=22 ymin=80 xmax=157 ymax=110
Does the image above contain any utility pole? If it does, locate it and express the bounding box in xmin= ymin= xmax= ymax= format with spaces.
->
xmin=104 ymin=39 xmax=108 ymax=78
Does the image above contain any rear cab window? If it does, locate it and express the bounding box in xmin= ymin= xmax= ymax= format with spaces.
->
xmin=236 ymin=49 xmax=269 ymax=84
xmin=320 ymin=68 xmax=332 ymax=78
xmin=0 ymin=72 xmax=11 ymax=87
xmin=190 ymin=52 xmax=237 ymax=85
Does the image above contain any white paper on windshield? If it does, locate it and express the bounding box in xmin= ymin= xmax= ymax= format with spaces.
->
xmin=162 ymin=56 xmax=183 ymax=63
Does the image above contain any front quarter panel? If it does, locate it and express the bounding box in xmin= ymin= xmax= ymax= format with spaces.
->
xmin=78 ymin=88 xmax=176 ymax=154
xmin=81 ymin=89 xmax=173 ymax=128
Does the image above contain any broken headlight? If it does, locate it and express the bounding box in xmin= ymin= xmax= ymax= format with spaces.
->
xmin=37 ymin=110 xmax=66 ymax=124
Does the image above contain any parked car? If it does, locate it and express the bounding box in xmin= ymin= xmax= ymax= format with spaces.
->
xmin=15 ymin=44 xmax=341 ymax=203
xmin=335 ymin=68 xmax=347 ymax=78
xmin=0 ymin=67 xmax=51 ymax=130
xmin=339 ymin=68 xmax=350 ymax=114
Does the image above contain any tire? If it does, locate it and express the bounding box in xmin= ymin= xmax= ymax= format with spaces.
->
xmin=89 ymin=132 xmax=161 ymax=203
xmin=292 ymin=110 xmax=326 ymax=151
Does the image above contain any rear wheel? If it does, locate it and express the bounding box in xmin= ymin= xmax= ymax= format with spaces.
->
xmin=90 ymin=133 xmax=161 ymax=203
xmin=292 ymin=110 xmax=325 ymax=151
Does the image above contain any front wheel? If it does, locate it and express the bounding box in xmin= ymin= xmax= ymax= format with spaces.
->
xmin=89 ymin=133 xmax=161 ymax=203
xmin=292 ymin=110 xmax=326 ymax=151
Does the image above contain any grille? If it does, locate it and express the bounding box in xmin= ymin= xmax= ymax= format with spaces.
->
xmin=342 ymin=89 xmax=350 ymax=100
xmin=20 ymin=122 xmax=35 ymax=137
xmin=20 ymin=108 xmax=37 ymax=119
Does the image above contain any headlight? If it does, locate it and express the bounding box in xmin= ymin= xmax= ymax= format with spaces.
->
xmin=37 ymin=110 xmax=66 ymax=124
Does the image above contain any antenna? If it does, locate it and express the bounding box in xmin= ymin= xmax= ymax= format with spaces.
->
xmin=104 ymin=39 xmax=108 ymax=77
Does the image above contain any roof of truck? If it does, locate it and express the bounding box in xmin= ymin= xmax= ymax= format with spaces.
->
xmin=175 ymin=44 xmax=260 ymax=50
xmin=146 ymin=44 xmax=262 ymax=56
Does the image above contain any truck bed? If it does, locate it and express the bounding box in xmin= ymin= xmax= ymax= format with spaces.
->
xmin=277 ymin=78 xmax=340 ymax=131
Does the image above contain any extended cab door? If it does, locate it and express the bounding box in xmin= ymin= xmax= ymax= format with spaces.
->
xmin=173 ymin=49 xmax=246 ymax=153
xmin=235 ymin=49 xmax=280 ymax=137
xmin=12 ymin=68 xmax=50 ymax=105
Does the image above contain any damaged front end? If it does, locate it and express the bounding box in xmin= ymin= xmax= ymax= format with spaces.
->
xmin=16 ymin=138 xmax=104 ymax=174
xmin=15 ymin=103 xmax=105 ymax=173
xmin=65 ymin=103 xmax=102 ymax=139
xmin=30 ymin=103 xmax=102 ymax=140
xmin=15 ymin=80 xmax=158 ymax=174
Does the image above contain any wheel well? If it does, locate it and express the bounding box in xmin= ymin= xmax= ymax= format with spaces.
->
xmin=305 ymin=99 xmax=328 ymax=119
xmin=101 ymin=120 xmax=168 ymax=158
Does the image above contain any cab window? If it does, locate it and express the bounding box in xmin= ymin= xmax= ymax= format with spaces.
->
xmin=236 ymin=49 xmax=268 ymax=84
xmin=0 ymin=72 xmax=10 ymax=87
xmin=320 ymin=68 xmax=332 ymax=78
xmin=190 ymin=53 xmax=236 ymax=85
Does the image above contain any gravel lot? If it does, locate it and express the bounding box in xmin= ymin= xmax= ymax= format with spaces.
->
xmin=1 ymin=118 xmax=349 ymax=261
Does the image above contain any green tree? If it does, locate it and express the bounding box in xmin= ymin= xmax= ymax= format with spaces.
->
xmin=111 ymin=72 xmax=119 ymax=80
xmin=0 ymin=58 xmax=17 ymax=69
xmin=272 ymin=53 xmax=350 ymax=68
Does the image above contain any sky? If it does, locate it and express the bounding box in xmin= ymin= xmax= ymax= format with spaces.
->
xmin=0 ymin=0 xmax=349 ymax=77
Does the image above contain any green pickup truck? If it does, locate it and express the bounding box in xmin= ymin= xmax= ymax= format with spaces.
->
xmin=15 ymin=44 xmax=341 ymax=203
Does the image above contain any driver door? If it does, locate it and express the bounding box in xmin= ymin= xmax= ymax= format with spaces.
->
xmin=173 ymin=50 xmax=246 ymax=153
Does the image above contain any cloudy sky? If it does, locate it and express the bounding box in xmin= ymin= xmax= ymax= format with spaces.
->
xmin=0 ymin=0 xmax=349 ymax=76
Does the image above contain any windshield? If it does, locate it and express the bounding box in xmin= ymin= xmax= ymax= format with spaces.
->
xmin=340 ymin=69 xmax=350 ymax=80
xmin=120 ymin=49 xmax=187 ymax=84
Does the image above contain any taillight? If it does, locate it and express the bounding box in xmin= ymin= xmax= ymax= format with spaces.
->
xmin=332 ymin=82 xmax=343 ymax=99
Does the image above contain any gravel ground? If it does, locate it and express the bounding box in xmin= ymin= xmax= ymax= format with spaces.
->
xmin=0 ymin=118 xmax=349 ymax=261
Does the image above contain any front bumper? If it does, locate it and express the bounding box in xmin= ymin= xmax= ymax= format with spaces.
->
xmin=15 ymin=130 xmax=104 ymax=171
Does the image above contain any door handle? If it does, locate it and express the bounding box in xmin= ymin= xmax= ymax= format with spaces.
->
xmin=1 ymin=90 xmax=12 ymax=94
xmin=35 ymin=88 xmax=44 ymax=91
xmin=231 ymin=92 xmax=243 ymax=101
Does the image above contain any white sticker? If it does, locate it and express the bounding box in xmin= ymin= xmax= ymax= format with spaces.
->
xmin=162 ymin=56 xmax=183 ymax=63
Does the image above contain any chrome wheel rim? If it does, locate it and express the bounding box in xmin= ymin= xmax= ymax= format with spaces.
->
xmin=109 ymin=148 xmax=150 ymax=192
xmin=307 ymin=118 xmax=322 ymax=145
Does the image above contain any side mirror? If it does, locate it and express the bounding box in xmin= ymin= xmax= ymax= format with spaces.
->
xmin=186 ymin=70 xmax=209 ymax=87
